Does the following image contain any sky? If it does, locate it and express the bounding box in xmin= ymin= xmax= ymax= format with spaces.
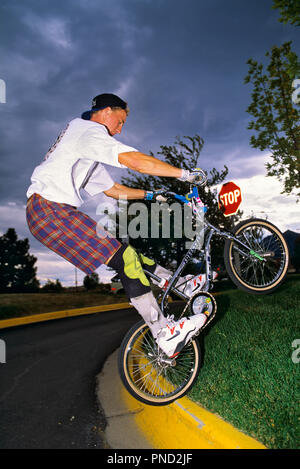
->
xmin=0 ymin=0 xmax=299 ymax=286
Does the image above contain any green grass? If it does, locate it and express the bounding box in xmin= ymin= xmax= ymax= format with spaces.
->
xmin=0 ymin=291 xmax=128 ymax=319
xmin=188 ymin=274 xmax=300 ymax=449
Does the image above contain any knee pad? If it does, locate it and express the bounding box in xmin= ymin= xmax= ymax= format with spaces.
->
xmin=107 ymin=244 xmax=151 ymax=299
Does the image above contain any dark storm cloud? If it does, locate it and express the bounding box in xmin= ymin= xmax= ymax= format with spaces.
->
xmin=0 ymin=0 xmax=299 ymax=284
xmin=0 ymin=0 xmax=299 ymax=205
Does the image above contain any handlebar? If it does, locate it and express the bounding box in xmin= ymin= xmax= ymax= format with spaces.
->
xmin=156 ymin=185 xmax=205 ymax=206
xmin=163 ymin=191 xmax=190 ymax=204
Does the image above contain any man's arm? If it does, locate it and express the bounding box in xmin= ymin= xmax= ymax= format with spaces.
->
xmin=118 ymin=151 xmax=182 ymax=178
xmin=104 ymin=182 xmax=145 ymax=200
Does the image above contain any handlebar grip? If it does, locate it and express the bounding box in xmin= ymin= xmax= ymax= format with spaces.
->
xmin=161 ymin=191 xmax=190 ymax=204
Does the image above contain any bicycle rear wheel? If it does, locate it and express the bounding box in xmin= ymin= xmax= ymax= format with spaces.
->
xmin=118 ymin=320 xmax=201 ymax=406
xmin=224 ymin=218 xmax=289 ymax=294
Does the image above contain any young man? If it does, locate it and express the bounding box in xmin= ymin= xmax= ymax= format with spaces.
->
xmin=26 ymin=93 xmax=208 ymax=358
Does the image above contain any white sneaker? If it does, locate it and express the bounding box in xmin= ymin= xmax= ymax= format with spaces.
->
xmin=176 ymin=272 xmax=218 ymax=296
xmin=156 ymin=314 xmax=207 ymax=358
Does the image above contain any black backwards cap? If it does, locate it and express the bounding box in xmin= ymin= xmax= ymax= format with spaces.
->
xmin=81 ymin=93 xmax=128 ymax=120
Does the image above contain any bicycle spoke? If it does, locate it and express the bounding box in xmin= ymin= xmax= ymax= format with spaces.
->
xmin=124 ymin=326 xmax=199 ymax=402
xmin=231 ymin=222 xmax=287 ymax=288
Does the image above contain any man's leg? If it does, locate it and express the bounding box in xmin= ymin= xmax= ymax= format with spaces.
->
xmin=138 ymin=254 xmax=172 ymax=285
xmin=103 ymin=244 xmax=168 ymax=338
xmin=26 ymin=195 xmax=207 ymax=356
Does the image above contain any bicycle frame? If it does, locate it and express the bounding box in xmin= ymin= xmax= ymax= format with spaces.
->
xmin=119 ymin=180 xmax=289 ymax=406
xmin=143 ymin=184 xmax=262 ymax=315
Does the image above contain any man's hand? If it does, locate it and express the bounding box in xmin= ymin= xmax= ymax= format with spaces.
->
xmin=144 ymin=189 xmax=168 ymax=202
xmin=178 ymin=168 xmax=207 ymax=185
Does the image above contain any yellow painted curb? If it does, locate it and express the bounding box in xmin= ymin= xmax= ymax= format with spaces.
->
xmin=0 ymin=302 xmax=133 ymax=329
xmin=121 ymin=386 xmax=266 ymax=449
xmin=0 ymin=292 xmax=222 ymax=330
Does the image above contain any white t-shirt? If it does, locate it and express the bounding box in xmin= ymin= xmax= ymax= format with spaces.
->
xmin=27 ymin=118 xmax=138 ymax=207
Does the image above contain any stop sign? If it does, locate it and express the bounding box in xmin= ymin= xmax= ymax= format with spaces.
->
xmin=218 ymin=181 xmax=242 ymax=216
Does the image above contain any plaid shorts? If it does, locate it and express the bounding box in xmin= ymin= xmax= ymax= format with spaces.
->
xmin=26 ymin=193 xmax=121 ymax=274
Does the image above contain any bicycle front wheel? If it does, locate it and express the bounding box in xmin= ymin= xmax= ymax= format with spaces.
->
xmin=224 ymin=218 xmax=289 ymax=294
xmin=118 ymin=320 xmax=201 ymax=406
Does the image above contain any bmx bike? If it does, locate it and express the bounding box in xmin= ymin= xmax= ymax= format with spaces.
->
xmin=118 ymin=172 xmax=289 ymax=406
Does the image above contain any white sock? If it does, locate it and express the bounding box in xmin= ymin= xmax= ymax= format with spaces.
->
xmin=130 ymin=291 xmax=168 ymax=338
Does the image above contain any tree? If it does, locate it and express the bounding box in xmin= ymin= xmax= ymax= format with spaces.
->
xmin=244 ymin=41 xmax=300 ymax=198
xmin=0 ymin=228 xmax=40 ymax=292
xmin=272 ymin=0 xmax=300 ymax=26
xmin=120 ymin=135 xmax=241 ymax=270
xmin=83 ymin=272 xmax=99 ymax=290
xmin=41 ymin=279 xmax=64 ymax=292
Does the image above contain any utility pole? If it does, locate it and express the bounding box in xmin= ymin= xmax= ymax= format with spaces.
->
xmin=75 ymin=267 xmax=78 ymax=292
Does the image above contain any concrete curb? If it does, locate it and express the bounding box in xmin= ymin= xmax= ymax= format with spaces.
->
xmin=0 ymin=291 xmax=215 ymax=330
xmin=122 ymin=386 xmax=267 ymax=449
xmin=0 ymin=295 xmax=177 ymax=330
xmin=98 ymin=350 xmax=266 ymax=450
xmin=0 ymin=302 xmax=133 ymax=329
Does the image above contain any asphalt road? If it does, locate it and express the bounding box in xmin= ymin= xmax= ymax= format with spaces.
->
xmin=0 ymin=307 xmax=140 ymax=449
